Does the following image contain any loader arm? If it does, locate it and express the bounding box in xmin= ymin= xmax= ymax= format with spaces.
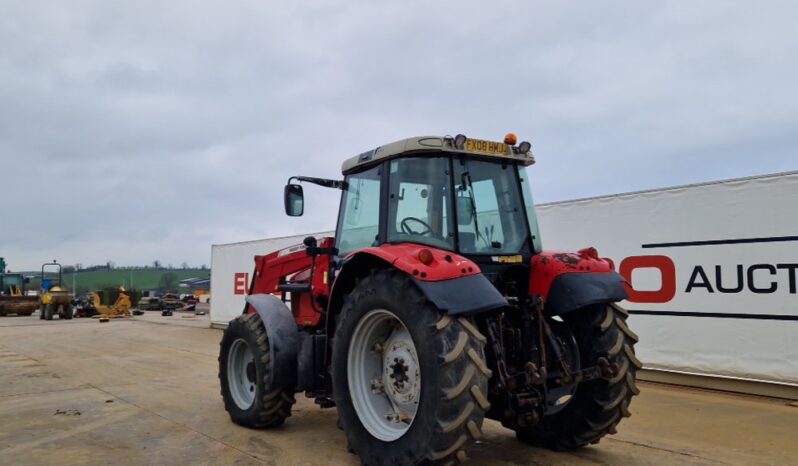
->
xmin=247 ymin=237 xmax=335 ymax=328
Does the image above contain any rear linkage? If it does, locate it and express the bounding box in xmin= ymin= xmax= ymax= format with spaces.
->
xmin=483 ymin=297 xmax=620 ymax=429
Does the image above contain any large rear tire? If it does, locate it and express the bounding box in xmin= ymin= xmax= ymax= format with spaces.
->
xmin=219 ymin=312 xmax=295 ymax=428
xmin=44 ymin=304 xmax=54 ymax=321
xmin=515 ymin=303 xmax=641 ymax=450
xmin=332 ymin=270 xmax=491 ymax=465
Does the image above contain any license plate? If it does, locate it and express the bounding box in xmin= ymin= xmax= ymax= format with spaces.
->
xmin=465 ymin=138 xmax=508 ymax=156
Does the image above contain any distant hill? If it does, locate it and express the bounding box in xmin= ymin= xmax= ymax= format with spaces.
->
xmin=21 ymin=268 xmax=210 ymax=294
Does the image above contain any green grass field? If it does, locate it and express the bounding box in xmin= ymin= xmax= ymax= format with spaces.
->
xmin=23 ymin=269 xmax=209 ymax=293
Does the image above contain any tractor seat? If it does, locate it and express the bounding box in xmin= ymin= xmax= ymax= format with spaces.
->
xmin=459 ymin=232 xmax=476 ymax=251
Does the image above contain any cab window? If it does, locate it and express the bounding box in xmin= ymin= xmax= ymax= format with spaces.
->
xmin=336 ymin=165 xmax=382 ymax=256
xmin=386 ymin=157 xmax=454 ymax=251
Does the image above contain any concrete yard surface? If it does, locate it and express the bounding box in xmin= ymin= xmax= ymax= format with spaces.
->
xmin=0 ymin=312 xmax=796 ymax=465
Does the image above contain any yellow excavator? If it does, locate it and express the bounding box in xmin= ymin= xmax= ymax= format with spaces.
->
xmin=74 ymin=288 xmax=132 ymax=318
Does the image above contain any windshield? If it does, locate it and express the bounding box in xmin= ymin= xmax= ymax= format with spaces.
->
xmin=453 ymin=159 xmax=530 ymax=254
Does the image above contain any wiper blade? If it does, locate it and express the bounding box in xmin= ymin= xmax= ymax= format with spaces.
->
xmin=462 ymin=170 xmax=488 ymax=247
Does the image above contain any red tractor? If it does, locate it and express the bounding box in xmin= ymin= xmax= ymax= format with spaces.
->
xmin=219 ymin=134 xmax=641 ymax=465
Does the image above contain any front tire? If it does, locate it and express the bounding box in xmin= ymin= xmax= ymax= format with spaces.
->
xmin=332 ymin=270 xmax=491 ymax=465
xmin=515 ymin=303 xmax=641 ymax=450
xmin=218 ymin=312 xmax=295 ymax=428
xmin=62 ymin=304 xmax=73 ymax=320
xmin=44 ymin=304 xmax=54 ymax=320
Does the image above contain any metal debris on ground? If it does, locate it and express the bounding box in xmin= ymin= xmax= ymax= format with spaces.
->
xmin=92 ymin=314 xmax=126 ymax=320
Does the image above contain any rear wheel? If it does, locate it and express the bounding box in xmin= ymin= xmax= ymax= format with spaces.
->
xmin=62 ymin=304 xmax=73 ymax=320
xmin=39 ymin=304 xmax=45 ymax=320
xmin=515 ymin=303 xmax=641 ymax=450
xmin=44 ymin=304 xmax=54 ymax=320
xmin=219 ymin=312 xmax=295 ymax=428
xmin=332 ymin=270 xmax=491 ymax=465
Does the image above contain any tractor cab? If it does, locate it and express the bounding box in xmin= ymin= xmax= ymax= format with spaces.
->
xmin=285 ymin=134 xmax=543 ymax=291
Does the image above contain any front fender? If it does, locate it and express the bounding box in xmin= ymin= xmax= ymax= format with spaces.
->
xmin=244 ymin=294 xmax=298 ymax=389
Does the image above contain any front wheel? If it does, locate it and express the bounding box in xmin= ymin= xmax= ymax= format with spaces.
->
xmin=62 ymin=304 xmax=73 ymax=320
xmin=218 ymin=312 xmax=295 ymax=428
xmin=332 ymin=270 xmax=491 ymax=465
xmin=44 ymin=304 xmax=54 ymax=320
xmin=515 ymin=303 xmax=642 ymax=450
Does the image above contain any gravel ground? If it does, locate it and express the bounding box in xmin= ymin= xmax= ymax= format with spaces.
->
xmin=0 ymin=310 xmax=795 ymax=465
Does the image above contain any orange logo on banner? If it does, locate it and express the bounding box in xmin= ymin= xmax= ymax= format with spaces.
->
xmin=619 ymin=255 xmax=677 ymax=303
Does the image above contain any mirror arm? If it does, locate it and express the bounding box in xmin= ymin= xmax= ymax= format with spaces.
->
xmin=288 ymin=176 xmax=346 ymax=190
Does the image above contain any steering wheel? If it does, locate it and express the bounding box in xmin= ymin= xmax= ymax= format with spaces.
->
xmin=400 ymin=217 xmax=432 ymax=236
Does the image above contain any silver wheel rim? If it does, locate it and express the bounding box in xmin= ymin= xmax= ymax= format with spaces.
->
xmin=228 ymin=338 xmax=257 ymax=409
xmin=348 ymin=309 xmax=420 ymax=441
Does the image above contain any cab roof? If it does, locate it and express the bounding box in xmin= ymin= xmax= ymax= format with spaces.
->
xmin=341 ymin=135 xmax=535 ymax=175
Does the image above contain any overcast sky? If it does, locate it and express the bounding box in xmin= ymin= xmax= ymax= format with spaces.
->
xmin=1 ymin=0 xmax=796 ymax=270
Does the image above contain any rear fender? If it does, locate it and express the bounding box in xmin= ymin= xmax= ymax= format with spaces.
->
xmin=351 ymin=243 xmax=481 ymax=281
xmin=545 ymin=272 xmax=628 ymax=315
xmin=530 ymin=248 xmax=628 ymax=315
xmin=327 ymin=245 xmax=507 ymax=334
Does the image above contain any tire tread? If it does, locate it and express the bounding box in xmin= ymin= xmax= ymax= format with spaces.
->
xmin=334 ymin=270 xmax=489 ymax=465
xmin=218 ymin=312 xmax=295 ymax=428
xmin=515 ymin=303 xmax=640 ymax=451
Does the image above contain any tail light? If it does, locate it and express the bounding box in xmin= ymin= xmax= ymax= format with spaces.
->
xmin=418 ymin=249 xmax=434 ymax=266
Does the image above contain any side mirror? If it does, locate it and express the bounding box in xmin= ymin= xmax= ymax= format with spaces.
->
xmin=456 ymin=196 xmax=474 ymax=225
xmin=284 ymin=184 xmax=304 ymax=216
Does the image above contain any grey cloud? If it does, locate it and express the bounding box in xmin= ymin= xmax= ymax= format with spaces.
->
xmin=1 ymin=0 xmax=795 ymax=269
